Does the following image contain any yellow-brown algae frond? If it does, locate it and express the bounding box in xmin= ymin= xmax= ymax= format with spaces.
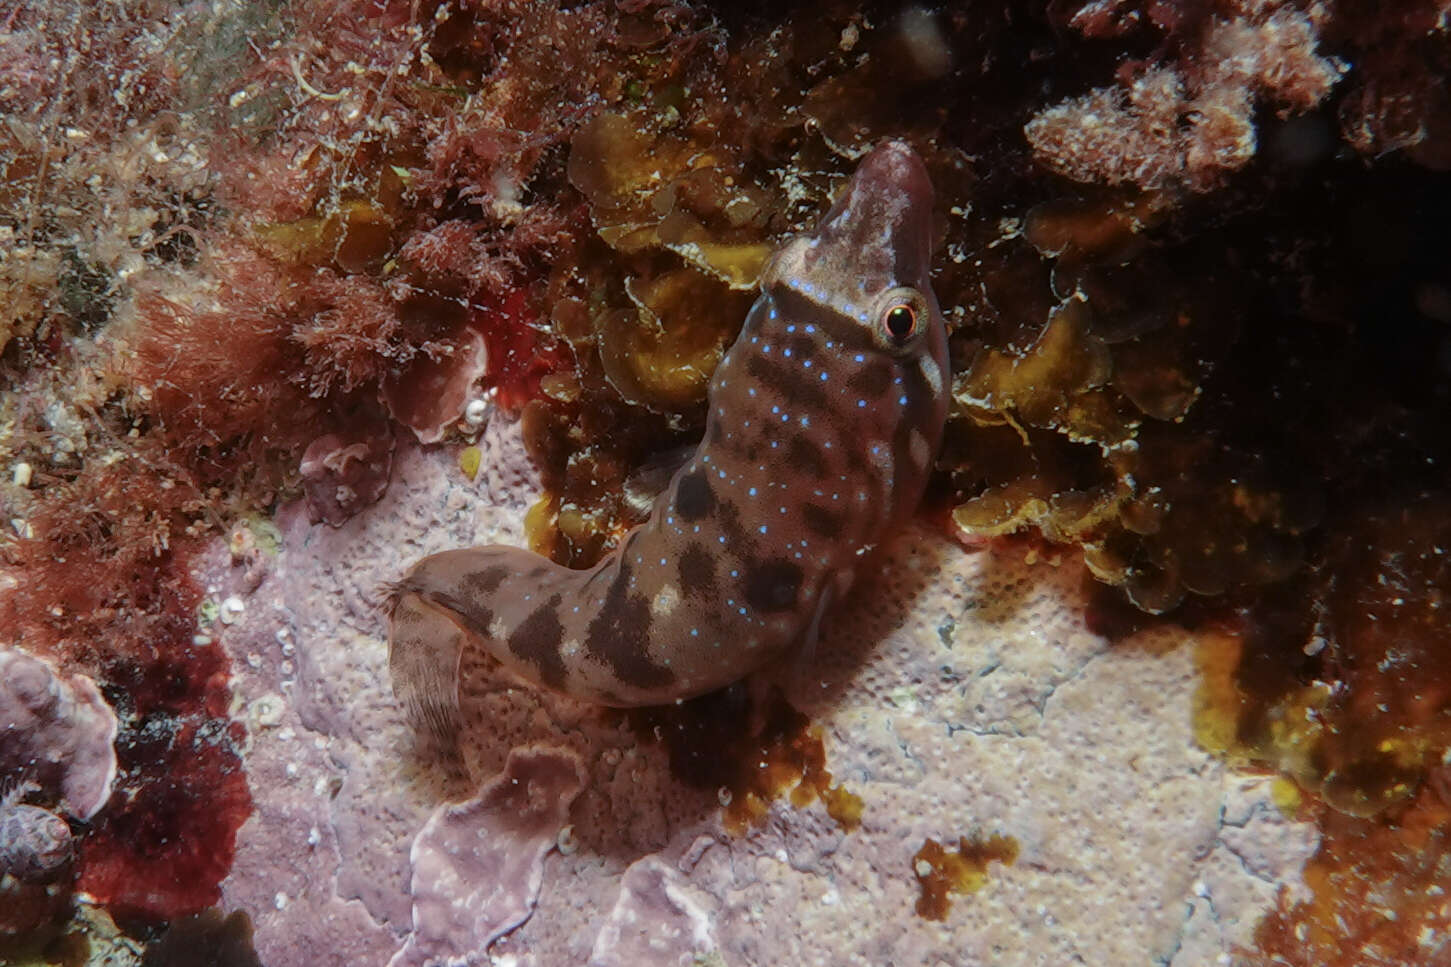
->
xmin=1248 ymin=785 xmax=1451 ymax=967
xmin=912 ymin=833 xmax=1020 ymax=921
xmin=597 ymin=269 xmax=752 ymax=410
xmin=1193 ymin=494 xmax=1451 ymax=820
xmin=723 ymin=718 xmax=862 ymax=837
xmin=954 ymin=298 xmax=1120 ymax=445
xmin=567 ymin=111 xmax=773 ymax=286
xmin=458 ymin=445 xmax=481 ymax=481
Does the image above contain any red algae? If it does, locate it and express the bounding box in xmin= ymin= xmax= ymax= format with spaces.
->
xmin=77 ymin=713 xmax=252 ymax=921
xmin=473 ymin=289 xmax=569 ymax=413
xmin=3 ymin=457 xmax=252 ymax=924
xmin=1026 ymin=0 xmax=1344 ymax=192
xmin=4 ymin=454 xmax=208 ymax=668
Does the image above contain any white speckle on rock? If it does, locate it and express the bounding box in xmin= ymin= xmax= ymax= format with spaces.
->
xmin=464 ymin=397 xmax=492 ymax=428
xmin=220 ymin=595 xmax=245 ymax=625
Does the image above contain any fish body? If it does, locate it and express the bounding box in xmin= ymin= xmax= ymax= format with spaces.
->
xmin=388 ymin=141 xmax=949 ymax=735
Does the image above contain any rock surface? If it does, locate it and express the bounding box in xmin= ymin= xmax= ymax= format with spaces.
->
xmin=213 ymin=413 xmax=1318 ymax=965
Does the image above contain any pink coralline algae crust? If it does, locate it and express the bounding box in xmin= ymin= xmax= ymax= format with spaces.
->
xmin=390 ymin=746 xmax=586 ymax=966
xmin=0 ymin=646 xmax=119 ymax=821
xmin=300 ymin=421 xmax=397 ymax=527
xmin=588 ymin=856 xmax=719 ymax=967
xmin=207 ymin=425 xmax=1321 ymax=967
xmin=1026 ymin=0 xmax=1345 ymax=191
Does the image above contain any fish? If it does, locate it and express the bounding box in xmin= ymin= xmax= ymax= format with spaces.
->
xmin=387 ymin=140 xmax=950 ymax=739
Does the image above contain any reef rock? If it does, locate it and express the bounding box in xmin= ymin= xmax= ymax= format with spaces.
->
xmin=207 ymin=413 xmax=1320 ymax=966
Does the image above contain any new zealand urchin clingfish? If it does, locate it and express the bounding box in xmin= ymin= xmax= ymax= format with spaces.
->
xmin=387 ymin=141 xmax=950 ymax=738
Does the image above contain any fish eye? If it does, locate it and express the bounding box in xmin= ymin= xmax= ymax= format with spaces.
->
xmin=873 ymin=287 xmax=927 ymax=350
xmin=883 ymin=303 xmax=917 ymax=341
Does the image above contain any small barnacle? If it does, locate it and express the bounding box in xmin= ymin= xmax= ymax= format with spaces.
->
xmin=247 ymin=694 xmax=286 ymax=730
xmin=0 ymin=796 xmax=75 ymax=885
xmin=227 ymin=524 xmax=257 ymax=563
xmin=463 ymin=397 xmax=492 ymax=429
xmin=218 ymin=595 xmax=246 ymax=626
xmin=555 ymin=824 xmax=578 ymax=855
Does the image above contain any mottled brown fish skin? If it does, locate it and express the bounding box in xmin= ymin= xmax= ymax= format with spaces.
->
xmin=388 ymin=141 xmax=950 ymax=735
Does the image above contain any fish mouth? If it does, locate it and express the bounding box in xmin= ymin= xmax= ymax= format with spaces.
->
xmin=814 ymin=140 xmax=935 ymax=286
xmin=853 ymin=140 xmax=934 ymax=206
